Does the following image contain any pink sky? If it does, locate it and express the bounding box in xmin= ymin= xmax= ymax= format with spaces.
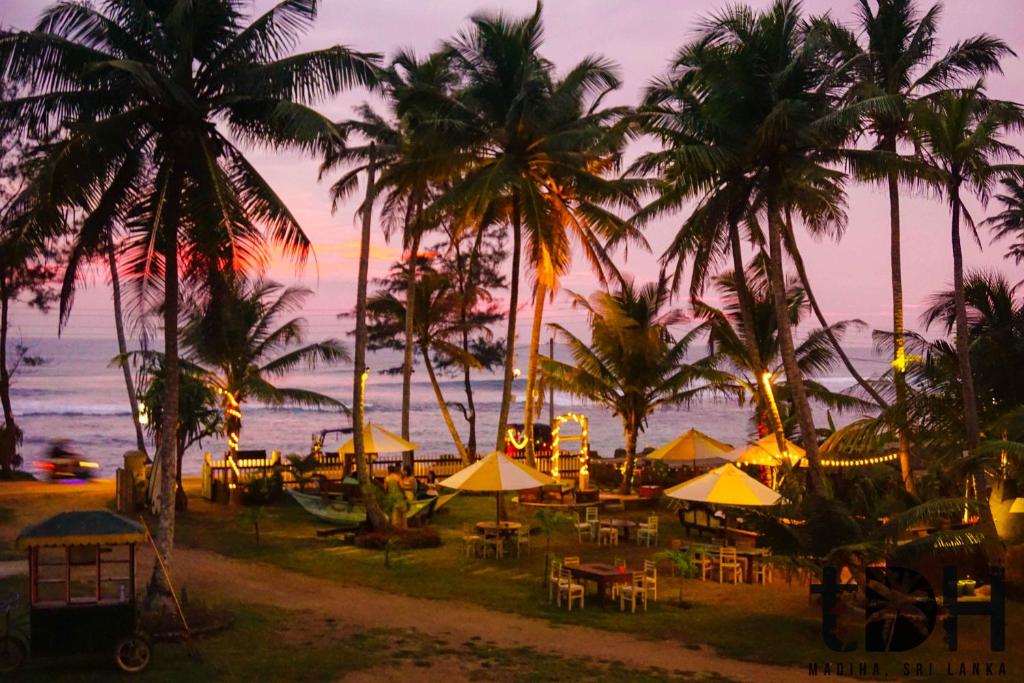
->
xmin=3 ymin=0 xmax=1023 ymax=344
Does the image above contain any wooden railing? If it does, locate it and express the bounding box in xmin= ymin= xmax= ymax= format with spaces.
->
xmin=200 ymin=449 xmax=587 ymax=501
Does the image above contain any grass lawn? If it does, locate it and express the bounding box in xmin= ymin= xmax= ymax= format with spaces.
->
xmin=2 ymin=481 xmax=1019 ymax=680
xmin=172 ymin=490 xmax=1023 ymax=678
xmin=0 ymin=574 xmax=724 ymax=682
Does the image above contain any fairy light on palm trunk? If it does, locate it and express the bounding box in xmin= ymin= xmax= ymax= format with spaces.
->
xmin=759 ymin=371 xmax=788 ymax=489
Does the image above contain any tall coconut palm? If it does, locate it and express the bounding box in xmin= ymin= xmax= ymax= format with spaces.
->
xmin=182 ymin=278 xmax=349 ymax=451
xmin=366 ymin=262 xmax=479 ymax=463
xmin=825 ymin=0 xmax=1014 ymax=493
xmin=106 ymin=239 xmax=147 ymax=454
xmin=912 ymin=86 xmax=1024 ymax=449
xmin=324 ymin=50 xmax=456 ymax=470
xmin=637 ymin=55 xmax=888 ymax=451
xmin=665 ymin=0 xmax=857 ymax=490
xmin=635 ymin=41 xmax=776 ymax=448
xmin=436 ymin=4 xmax=643 ymax=463
xmin=540 ymin=272 xmax=696 ymax=494
xmin=985 ymin=177 xmax=1024 ymax=262
xmin=0 ymin=0 xmax=378 ymax=605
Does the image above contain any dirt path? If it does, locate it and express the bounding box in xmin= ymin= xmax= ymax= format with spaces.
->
xmin=166 ymin=547 xmax=797 ymax=682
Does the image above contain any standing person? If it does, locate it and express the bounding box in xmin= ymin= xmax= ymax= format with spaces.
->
xmin=385 ymin=466 xmax=407 ymax=529
xmin=400 ymin=466 xmax=417 ymax=502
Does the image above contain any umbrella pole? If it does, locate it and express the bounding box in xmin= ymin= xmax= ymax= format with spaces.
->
xmin=496 ymin=491 xmax=501 ymax=524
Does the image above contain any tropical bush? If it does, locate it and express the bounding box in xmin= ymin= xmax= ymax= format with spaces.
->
xmin=355 ymin=528 xmax=442 ymax=550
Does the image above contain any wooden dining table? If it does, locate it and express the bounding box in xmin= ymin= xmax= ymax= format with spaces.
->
xmin=475 ymin=521 xmax=522 ymax=535
xmin=566 ymin=562 xmax=636 ymax=607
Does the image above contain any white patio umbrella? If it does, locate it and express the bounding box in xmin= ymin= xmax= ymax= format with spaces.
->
xmin=644 ymin=428 xmax=733 ymax=464
xmin=722 ymin=434 xmax=806 ymax=467
xmin=338 ymin=422 xmax=418 ymax=454
xmin=439 ymin=451 xmax=555 ymax=522
xmin=663 ymin=463 xmax=782 ymax=507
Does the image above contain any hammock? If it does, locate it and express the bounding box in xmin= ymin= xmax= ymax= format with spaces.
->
xmin=288 ymin=489 xmax=368 ymax=526
xmin=289 ymin=490 xmax=439 ymax=525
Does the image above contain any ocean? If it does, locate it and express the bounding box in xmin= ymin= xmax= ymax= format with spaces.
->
xmin=5 ymin=336 xmax=890 ymax=476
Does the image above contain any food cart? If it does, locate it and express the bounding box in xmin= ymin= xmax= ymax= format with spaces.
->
xmin=0 ymin=510 xmax=152 ymax=673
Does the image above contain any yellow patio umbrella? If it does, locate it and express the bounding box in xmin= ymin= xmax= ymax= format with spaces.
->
xmin=644 ymin=428 xmax=733 ymax=464
xmin=1010 ymin=498 xmax=1024 ymax=514
xmin=439 ymin=451 xmax=555 ymax=522
xmin=722 ymin=434 xmax=806 ymax=467
xmin=663 ymin=463 xmax=782 ymax=507
xmin=338 ymin=422 xmax=418 ymax=455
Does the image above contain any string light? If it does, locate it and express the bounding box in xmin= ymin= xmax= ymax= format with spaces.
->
xmin=506 ymin=428 xmax=529 ymax=451
xmin=819 ymin=453 xmax=900 ymax=467
xmin=551 ymin=412 xmax=589 ymax=482
xmin=212 ymin=385 xmax=242 ymax=454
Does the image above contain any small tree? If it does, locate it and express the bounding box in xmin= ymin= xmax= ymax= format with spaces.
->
xmin=136 ymin=355 xmax=221 ymax=511
xmin=534 ymin=508 xmax=572 ymax=587
xmin=655 ymin=549 xmax=697 ymax=606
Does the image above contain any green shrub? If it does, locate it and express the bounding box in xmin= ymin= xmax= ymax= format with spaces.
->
xmin=242 ymin=473 xmax=283 ymax=506
xmin=355 ymin=527 xmax=442 ymax=550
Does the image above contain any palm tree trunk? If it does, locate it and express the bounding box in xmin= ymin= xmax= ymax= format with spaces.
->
xmin=782 ymin=214 xmax=888 ymax=409
xmin=619 ymin=418 xmax=638 ymax=495
xmin=950 ymin=188 xmax=980 ymax=449
xmin=353 ymin=147 xmax=387 ymax=529
xmin=727 ymin=217 xmax=782 ymax=448
xmin=422 ymin=343 xmax=469 ymax=462
xmin=108 ymin=240 xmax=147 ymax=455
xmin=147 ymin=184 xmax=181 ymax=609
xmin=495 ymin=192 xmax=522 ymax=453
xmin=0 ymin=279 xmax=17 ymax=476
xmin=886 ymin=161 xmax=915 ymax=494
xmin=461 ymin=319 xmax=477 ymax=460
xmin=766 ymin=204 xmax=824 ymax=493
xmin=460 ymin=224 xmax=488 ymax=461
xmin=400 ymin=227 xmax=421 ymax=472
xmin=523 ymin=282 xmax=547 ymax=468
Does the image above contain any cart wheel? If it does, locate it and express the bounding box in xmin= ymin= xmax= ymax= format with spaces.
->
xmin=0 ymin=635 xmax=27 ymax=674
xmin=114 ymin=633 xmax=152 ymax=674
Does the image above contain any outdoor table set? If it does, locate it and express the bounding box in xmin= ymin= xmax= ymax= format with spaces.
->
xmin=473 ymin=521 xmax=523 ymax=559
xmin=565 ymin=562 xmax=636 ymax=607
xmin=687 ymin=542 xmax=771 ymax=583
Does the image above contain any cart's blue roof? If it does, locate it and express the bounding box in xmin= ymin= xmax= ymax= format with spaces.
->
xmin=18 ymin=510 xmax=145 ymax=548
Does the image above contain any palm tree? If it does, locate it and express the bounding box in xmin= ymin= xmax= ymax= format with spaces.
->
xmin=435 ymin=224 xmax=507 ymax=460
xmin=437 ymin=5 xmax=643 ymax=464
xmin=0 ymin=0 xmax=378 ymax=605
xmin=826 ymin=0 xmax=1014 ymax=493
xmin=366 ymin=262 xmax=478 ymax=462
xmin=688 ymin=263 xmax=872 ymax=436
xmin=540 ymin=272 xmax=695 ymax=494
xmin=661 ymin=0 xmax=857 ymax=490
xmin=637 ymin=48 xmax=888 ymax=449
xmin=106 ymin=239 xmax=147 ymax=455
xmin=182 ymin=279 xmax=349 ymax=452
xmin=433 ymin=5 xmax=551 ymax=457
xmin=911 ymin=86 xmax=1024 ymax=449
xmin=635 ymin=52 xmax=772 ymax=438
xmin=922 ymin=270 xmax=1024 ymax=417
xmin=323 ymin=50 xmax=456 ymax=470
xmin=985 ymin=177 xmax=1024 ymax=262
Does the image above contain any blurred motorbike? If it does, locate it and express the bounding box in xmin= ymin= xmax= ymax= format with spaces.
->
xmin=35 ymin=440 xmax=99 ymax=480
